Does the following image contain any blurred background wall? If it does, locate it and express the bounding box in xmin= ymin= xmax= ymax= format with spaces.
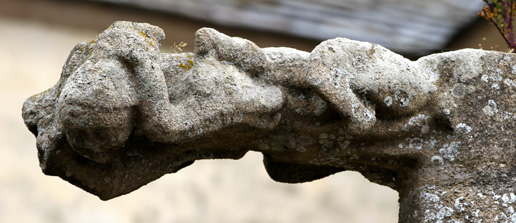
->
xmin=0 ymin=0 xmax=505 ymax=222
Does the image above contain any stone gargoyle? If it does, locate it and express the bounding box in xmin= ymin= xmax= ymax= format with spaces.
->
xmin=23 ymin=21 xmax=516 ymax=222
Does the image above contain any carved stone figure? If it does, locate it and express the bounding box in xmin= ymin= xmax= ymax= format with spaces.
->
xmin=22 ymin=21 xmax=516 ymax=222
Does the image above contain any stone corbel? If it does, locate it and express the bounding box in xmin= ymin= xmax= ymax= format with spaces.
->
xmin=23 ymin=21 xmax=516 ymax=222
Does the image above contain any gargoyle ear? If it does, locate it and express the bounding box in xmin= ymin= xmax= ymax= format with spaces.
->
xmin=130 ymin=21 xmax=165 ymax=43
xmin=194 ymin=27 xmax=268 ymax=75
xmin=96 ymin=22 xmax=165 ymax=67
xmin=97 ymin=21 xmax=165 ymax=63
xmin=110 ymin=21 xmax=165 ymax=44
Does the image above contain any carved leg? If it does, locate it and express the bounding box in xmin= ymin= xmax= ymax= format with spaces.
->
xmin=308 ymin=41 xmax=377 ymax=135
xmin=125 ymin=27 xmax=284 ymax=143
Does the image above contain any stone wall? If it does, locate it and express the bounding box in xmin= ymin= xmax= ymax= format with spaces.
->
xmin=23 ymin=21 xmax=516 ymax=222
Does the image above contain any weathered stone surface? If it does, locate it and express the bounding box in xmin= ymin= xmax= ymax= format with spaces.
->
xmin=22 ymin=21 xmax=516 ymax=222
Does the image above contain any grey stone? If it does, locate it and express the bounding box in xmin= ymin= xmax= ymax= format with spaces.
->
xmin=22 ymin=21 xmax=516 ymax=222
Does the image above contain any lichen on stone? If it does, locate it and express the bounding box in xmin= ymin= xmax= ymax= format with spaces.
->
xmin=22 ymin=21 xmax=516 ymax=222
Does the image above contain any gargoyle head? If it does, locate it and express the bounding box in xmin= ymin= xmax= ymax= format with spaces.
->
xmin=23 ymin=21 xmax=165 ymax=164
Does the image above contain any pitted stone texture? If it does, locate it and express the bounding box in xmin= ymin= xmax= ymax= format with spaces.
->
xmin=308 ymin=38 xmax=437 ymax=134
xmin=22 ymin=21 xmax=516 ymax=222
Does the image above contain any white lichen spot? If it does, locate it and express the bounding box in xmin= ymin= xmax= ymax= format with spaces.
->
xmin=398 ymin=143 xmax=404 ymax=149
xmin=427 ymin=138 xmax=438 ymax=149
xmin=311 ymin=95 xmax=327 ymax=116
xmin=512 ymin=64 xmax=516 ymax=75
xmin=451 ymin=84 xmax=466 ymax=98
xmin=421 ymin=125 xmax=430 ymax=134
xmin=384 ymin=96 xmax=393 ymax=107
xmin=454 ymin=197 xmax=465 ymax=212
xmin=443 ymin=109 xmax=451 ymax=116
xmin=488 ymin=99 xmax=498 ymax=111
xmin=503 ymin=194 xmax=511 ymax=204
xmin=431 ymin=155 xmax=444 ymax=165
xmin=481 ymin=74 xmax=489 ymax=82
xmin=455 ymin=123 xmax=472 ymax=134
xmin=503 ymin=111 xmax=513 ymax=120
xmin=437 ymin=207 xmax=454 ymax=219
xmin=424 ymin=210 xmax=436 ymax=222
xmin=395 ymin=90 xmax=410 ymax=107
xmin=409 ymin=138 xmax=424 ymax=150
xmin=473 ymin=210 xmax=480 ymax=218
xmin=307 ymin=76 xmax=322 ymax=86
xmin=497 ymin=68 xmax=503 ymax=75
xmin=422 ymin=192 xmax=440 ymax=203
xmin=439 ymin=141 xmax=461 ymax=162
xmin=504 ymin=78 xmax=516 ymax=88
xmin=494 ymin=206 xmax=516 ymax=222
xmin=363 ymin=109 xmax=375 ymax=121
xmin=502 ymin=193 xmax=516 ymax=204
xmin=482 ymin=100 xmax=498 ymax=116
xmin=403 ymin=114 xmax=430 ymax=133
xmin=492 ymin=83 xmax=500 ymax=90
xmin=483 ymin=106 xmax=494 ymax=116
